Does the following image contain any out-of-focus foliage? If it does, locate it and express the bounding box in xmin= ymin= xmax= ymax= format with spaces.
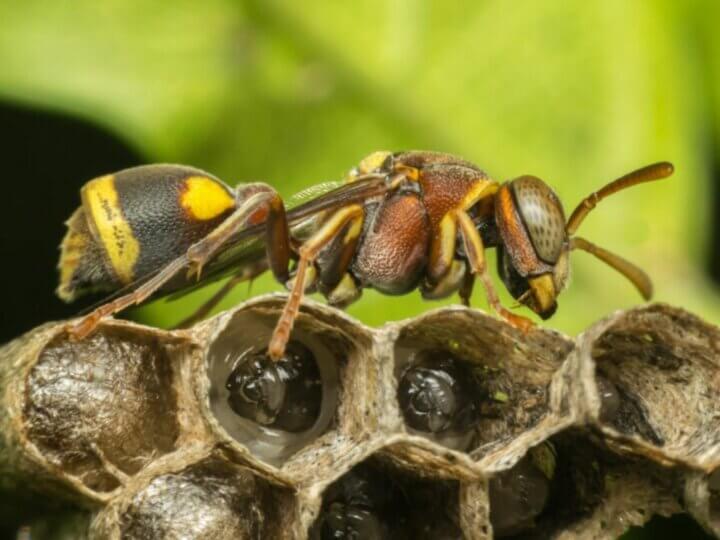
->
xmin=0 ymin=0 xmax=718 ymax=336
xmin=1 ymin=2 xmax=719 ymax=538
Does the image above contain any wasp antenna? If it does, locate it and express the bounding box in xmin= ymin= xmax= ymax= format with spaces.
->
xmin=566 ymin=162 xmax=674 ymax=235
xmin=570 ymin=236 xmax=653 ymax=300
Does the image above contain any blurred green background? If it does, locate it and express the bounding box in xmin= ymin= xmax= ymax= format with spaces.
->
xmin=0 ymin=0 xmax=719 ymax=334
xmin=0 ymin=0 xmax=718 ymax=538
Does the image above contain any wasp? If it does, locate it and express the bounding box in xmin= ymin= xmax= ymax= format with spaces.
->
xmin=58 ymin=151 xmax=673 ymax=360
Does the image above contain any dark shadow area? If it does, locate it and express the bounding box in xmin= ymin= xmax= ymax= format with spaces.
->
xmin=0 ymin=102 xmax=144 ymax=344
xmin=620 ymin=513 xmax=713 ymax=540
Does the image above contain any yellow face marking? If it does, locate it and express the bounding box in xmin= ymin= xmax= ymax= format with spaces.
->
xmin=180 ymin=176 xmax=236 ymax=221
xmin=528 ymin=274 xmax=557 ymax=313
xmin=82 ymin=175 xmax=140 ymax=284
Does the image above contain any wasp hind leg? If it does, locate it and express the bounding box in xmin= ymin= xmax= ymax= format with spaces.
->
xmin=186 ymin=185 xmax=291 ymax=284
xmin=68 ymin=186 xmax=290 ymax=339
xmin=174 ymin=259 xmax=269 ymax=329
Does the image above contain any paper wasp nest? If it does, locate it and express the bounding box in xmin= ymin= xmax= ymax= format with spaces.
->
xmin=1 ymin=295 xmax=719 ymax=539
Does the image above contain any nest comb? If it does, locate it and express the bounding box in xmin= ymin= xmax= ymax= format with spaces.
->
xmin=1 ymin=295 xmax=719 ymax=539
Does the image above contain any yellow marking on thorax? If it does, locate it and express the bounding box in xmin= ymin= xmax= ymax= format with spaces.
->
xmin=180 ymin=176 xmax=235 ymax=220
xmin=357 ymin=151 xmax=391 ymax=174
xmin=461 ymin=180 xmax=499 ymax=210
xmin=345 ymin=151 xmax=392 ymax=182
xmin=82 ymin=175 xmax=140 ymax=284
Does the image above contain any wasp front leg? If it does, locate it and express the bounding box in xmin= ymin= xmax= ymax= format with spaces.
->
xmin=455 ymin=211 xmax=534 ymax=332
xmin=422 ymin=173 xmax=533 ymax=331
xmin=268 ymin=204 xmax=364 ymax=360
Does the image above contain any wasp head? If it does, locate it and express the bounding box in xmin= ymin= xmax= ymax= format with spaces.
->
xmin=495 ymin=176 xmax=569 ymax=319
xmin=495 ymin=163 xmax=674 ymax=320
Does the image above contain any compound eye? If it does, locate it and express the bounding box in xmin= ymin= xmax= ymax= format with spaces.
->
xmin=225 ymin=342 xmax=322 ymax=432
xmin=398 ymin=361 xmax=468 ymax=433
xmin=511 ymin=176 xmax=567 ymax=264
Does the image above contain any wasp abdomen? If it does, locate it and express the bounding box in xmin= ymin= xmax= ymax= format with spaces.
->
xmin=58 ymin=164 xmax=236 ymax=302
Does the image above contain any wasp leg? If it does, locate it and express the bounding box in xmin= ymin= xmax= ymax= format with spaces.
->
xmin=268 ymin=204 xmax=364 ymax=360
xmin=67 ymin=255 xmax=193 ymax=338
xmin=285 ymin=265 xmax=318 ymax=295
xmin=425 ymin=178 xmax=498 ymax=283
xmin=187 ymin=185 xmax=291 ymax=283
xmin=459 ymin=271 xmax=475 ymax=307
xmin=325 ymin=272 xmax=362 ymax=308
xmin=455 ymin=211 xmax=534 ymax=332
xmin=68 ymin=188 xmax=289 ymax=339
xmin=421 ymin=260 xmax=467 ymax=301
xmin=175 ymin=260 xmax=269 ymax=329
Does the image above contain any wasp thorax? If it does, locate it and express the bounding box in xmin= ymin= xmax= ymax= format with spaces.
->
xmin=397 ymin=353 xmax=477 ymax=434
xmin=511 ymin=176 xmax=567 ymax=264
xmin=352 ymin=150 xmax=394 ymax=177
xmin=225 ymin=342 xmax=322 ymax=432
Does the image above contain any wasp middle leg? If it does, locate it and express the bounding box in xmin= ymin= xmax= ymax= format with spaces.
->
xmin=174 ymin=259 xmax=269 ymax=329
xmin=186 ymin=185 xmax=291 ymax=283
xmin=268 ymin=204 xmax=364 ymax=360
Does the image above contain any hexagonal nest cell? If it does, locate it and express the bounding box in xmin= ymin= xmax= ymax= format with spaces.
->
xmin=586 ymin=305 xmax=720 ymax=470
xmin=487 ymin=430 xmax=681 ymax=539
xmin=391 ymin=308 xmax=575 ymax=466
xmin=0 ymin=298 xmax=718 ymax=539
xmin=197 ymin=296 xmax=375 ymax=470
xmin=308 ymin=456 xmax=463 ymax=539
xmin=90 ymin=448 xmax=296 ymax=539
xmin=26 ymin=328 xmax=179 ymax=492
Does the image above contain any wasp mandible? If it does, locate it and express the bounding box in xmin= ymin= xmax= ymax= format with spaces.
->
xmin=58 ymin=151 xmax=673 ymax=360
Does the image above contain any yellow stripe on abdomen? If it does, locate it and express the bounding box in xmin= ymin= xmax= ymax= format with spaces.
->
xmin=82 ymin=175 xmax=140 ymax=284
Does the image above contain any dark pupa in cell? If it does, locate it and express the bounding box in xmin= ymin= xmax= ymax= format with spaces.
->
xmin=225 ymin=342 xmax=322 ymax=433
xmin=489 ymin=442 xmax=556 ymax=537
xmin=310 ymin=460 xmax=461 ymax=540
xmin=207 ymin=309 xmax=341 ymax=465
xmin=596 ymin=374 xmax=621 ymax=423
xmin=397 ymin=352 xmax=479 ymax=435
xmin=321 ymin=502 xmax=386 ymax=540
xmin=313 ymin=467 xmax=391 ymax=540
